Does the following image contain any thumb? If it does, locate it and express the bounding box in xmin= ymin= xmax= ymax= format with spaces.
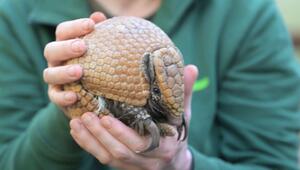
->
xmin=184 ymin=65 xmax=199 ymax=123
xmin=89 ymin=12 xmax=107 ymax=23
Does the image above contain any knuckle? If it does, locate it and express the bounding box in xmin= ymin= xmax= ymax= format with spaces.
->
xmin=112 ymin=148 xmax=130 ymax=161
xmin=82 ymin=113 xmax=98 ymax=128
xmin=112 ymin=127 xmax=124 ymax=138
xmin=60 ymin=92 xmax=76 ymax=106
xmin=133 ymin=136 xmax=151 ymax=152
xmin=135 ymin=141 xmax=148 ymax=152
xmin=80 ymin=18 xmax=93 ymax=33
xmin=69 ymin=39 xmax=86 ymax=54
xmin=161 ymin=151 xmax=174 ymax=163
xmin=48 ymin=88 xmax=57 ymax=104
xmin=48 ymin=88 xmax=73 ymax=107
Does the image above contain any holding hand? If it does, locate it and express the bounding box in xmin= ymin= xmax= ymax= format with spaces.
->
xmin=43 ymin=12 xmax=106 ymax=110
xmin=70 ymin=65 xmax=198 ymax=170
xmin=43 ymin=12 xmax=199 ymax=169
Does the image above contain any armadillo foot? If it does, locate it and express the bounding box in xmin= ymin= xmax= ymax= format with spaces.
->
xmin=110 ymin=103 xmax=161 ymax=152
xmin=130 ymin=115 xmax=160 ymax=153
xmin=141 ymin=118 xmax=160 ymax=153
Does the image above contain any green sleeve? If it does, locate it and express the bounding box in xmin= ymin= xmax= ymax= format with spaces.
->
xmin=190 ymin=1 xmax=300 ymax=170
xmin=0 ymin=2 xmax=83 ymax=170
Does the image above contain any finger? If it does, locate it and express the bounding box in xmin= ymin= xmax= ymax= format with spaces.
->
xmin=48 ymin=85 xmax=77 ymax=106
xmin=110 ymin=161 xmax=145 ymax=170
xmin=184 ymin=65 xmax=198 ymax=101
xmin=55 ymin=18 xmax=95 ymax=41
xmin=183 ymin=65 xmax=198 ymax=122
xmin=44 ymin=39 xmax=86 ymax=66
xmin=85 ymin=114 xmax=166 ymax=169
xmin=70 ymin=118 xmax=112 ymax=165
xmin=43 ymin=65 xmax=82 ymax=84
xmin=90 ymin=12 xmax=107 ymax=23
xmin=100 ymin=116 xmax=149 ymax=153
xmin=138 ymin=136 xmax=180 ymax=160
xmin=81 ymin=113 xmax=134 ymax=162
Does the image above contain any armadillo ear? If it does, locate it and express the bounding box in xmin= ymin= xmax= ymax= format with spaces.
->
xmin=143 ymin=52 xmax=155 ymax=83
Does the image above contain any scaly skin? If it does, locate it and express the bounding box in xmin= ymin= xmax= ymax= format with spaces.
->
xmin=63 ymin=16 xmax=185 ymax=151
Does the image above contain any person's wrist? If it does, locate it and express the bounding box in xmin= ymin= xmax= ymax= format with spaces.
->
xmin=184 ymin=148 xmax=193 ymax=170
xmin=178 ymin=145 xmax=193 ymax=170
xmin=164 ymin=144 xmax=192 ymax=170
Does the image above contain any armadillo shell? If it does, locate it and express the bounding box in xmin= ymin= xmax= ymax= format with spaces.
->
xmin=66 ymin=16 xmax=174 ymax=106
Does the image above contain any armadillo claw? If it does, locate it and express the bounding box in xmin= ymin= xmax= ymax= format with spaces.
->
xmin=136 ymin=118 xmax=160 ymax=153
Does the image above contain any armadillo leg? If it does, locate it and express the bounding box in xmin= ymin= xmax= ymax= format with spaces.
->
xmin=63 ymin=82 xmax=106 ymax=118
xmin=141 ymin=118 xmax=160 ymax=152
xmin=157 ymin=123 xmax=176 ymax=137
xmin=129 ymin=110 xmax=160 ymax=152
xmin=110 ymin=103 xmax=160 ymax=152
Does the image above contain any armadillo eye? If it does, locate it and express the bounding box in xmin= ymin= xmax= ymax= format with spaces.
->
xmin=153 ymin=87 xmax=160 ymax=95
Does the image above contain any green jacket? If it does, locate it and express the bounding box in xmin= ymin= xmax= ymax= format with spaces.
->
xmin=1 ymin=0 xmax=300 ymax=169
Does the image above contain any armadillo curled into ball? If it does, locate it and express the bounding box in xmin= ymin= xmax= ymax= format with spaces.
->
xmin=63 ymin=16 xmax=185 ymax=152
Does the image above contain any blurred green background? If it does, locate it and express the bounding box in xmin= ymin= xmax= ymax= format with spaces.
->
xmin=276 ymin=0 xmax=300 ymax=57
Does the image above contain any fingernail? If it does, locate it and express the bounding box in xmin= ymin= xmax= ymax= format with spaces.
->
xmin=83 ymin=19 xmax=94 ymax=31
xmin=64 ymin=92 xmax=76 ymax=101
xmin=70 ymin=120 xmax=81 ymax=132
xmin=101 ymin=116 xmax=112 ymax=129
xmin=71 ymin=40 xmax=86 ymax=53
xmin=82 ymin=113 xmax=94 ymax=124
xmin=68 ymin=65 xmax=82 ymax=77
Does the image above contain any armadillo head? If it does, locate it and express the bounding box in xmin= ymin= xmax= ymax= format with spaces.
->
xmin=144 ymin=46 xmax=184 ymax=127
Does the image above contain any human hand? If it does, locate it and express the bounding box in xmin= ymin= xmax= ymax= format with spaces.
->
xmin=43 ymin=12 xmax=106 ymax=110
xmin=70 ymin=65 xmax=199 ymax=170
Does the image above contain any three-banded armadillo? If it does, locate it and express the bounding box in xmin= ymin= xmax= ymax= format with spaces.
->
xmin=63 ymin=16 xmax=185 ymax=152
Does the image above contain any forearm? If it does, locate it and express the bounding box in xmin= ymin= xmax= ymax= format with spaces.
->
xmin=0 ymin=103 xmax=82 ymax=170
